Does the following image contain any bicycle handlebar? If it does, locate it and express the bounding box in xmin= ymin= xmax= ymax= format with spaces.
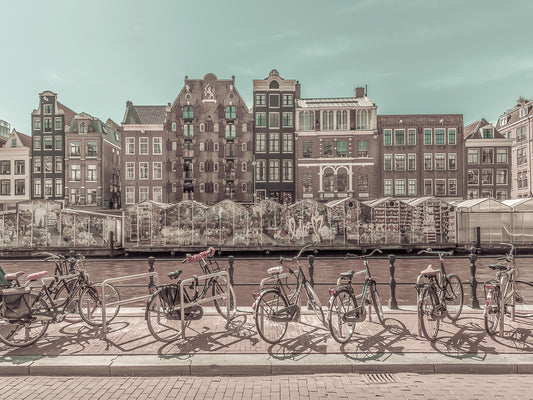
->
xmin=293 ymin=244 xmax=314 ymax=261
xmin=183 ymin=247 xmax=216 ymax=263
xmin=500 ymin=243 xmax=515 ymax=256
xmin=417 ymin=248 xmax=453 ymax=257
xmin=344 ymin=248 xmax=382 ymax=260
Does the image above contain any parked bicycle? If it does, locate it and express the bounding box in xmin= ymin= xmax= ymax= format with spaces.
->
xmin=253 ymin=244 xmax=324 ymax=344
xmin=415 ymin=248 xmax=464 ymax=341
xmin=0 ymin=263 xmax=121 ymax=347
xmin=327 ymin=248 xmax=385 ymax=343
xmin=145 ymin=247 xmax=236 ymax=342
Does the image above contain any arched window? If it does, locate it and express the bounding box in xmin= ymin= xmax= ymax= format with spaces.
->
xmin=171 ymin=122 xmax=177 ymax=131
xmin=199 ymin=123 xmax=205 ymax=132
xmin=336 ymin=168 xmax=348 ymax=192
xmin=183 ymin=105 xmax=194 ymax=119
xmin=323 ymin=168 xmax=335 ymax=192
xmin=356 ymin=110 xmax=368 ymax=130
xmin=171 ymin=141 xmax=177 ymax=151
xmin=336 ymin=110 xmax=348 ymax=130
xmin=199 ymin=142 xmax=205 ymax=151
xmin=322 ymin=111 xmax=334 ymax=130
xmin=79 ymin=122 xmax=87 ymax=134
xmin=242 ymin=123 xmax=247 ymax=132
xmin=269 ymin=80 xmax=279 ymax=89
xmin=225 ymin=106 xmax=236 ymax=119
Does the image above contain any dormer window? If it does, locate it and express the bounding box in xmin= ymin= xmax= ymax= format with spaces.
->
xmin=183 ymin=105 xmax=194 ymax=120
xmin=500 ymin=117 xmax=507 ymax=127
xmin=520 ymin=108 xmax=528 ymax=118
xmin=482 ymin=128 xmax=493 ymax=139
xmin=225 ymin=106 xmax=236 ymax=120
xmin=79 ymin=122 xmax=88 ymax=134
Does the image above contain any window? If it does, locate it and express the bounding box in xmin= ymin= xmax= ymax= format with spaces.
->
xmin=214 ymin=161 xmax=219 ymax=172
xmin=324 ymin=141 xmax=335 ymax=157
xmin=322 ymin=111 xmax=334 ymax=130
xmin=434 ymin=129 xmax=445 ymax=145
xmin=153 ymin=162 xmax=162 ymax=180
xmin=336 ymin=141 xmax=347 ymax=157
xmin=15 ymin=179 xmax=25 ymax=195
xmin=269 ymin=160 xmax=280 ymax=181
xmin=517 ymin=126 xmax=527 ymax=142
xmin=55 ymin=136 xmax=62 ymax=150
xmin=70 ymin=165 xmax=81 ymax=181
xmin=0 ymin=161 xmax=10 ymax=174
xmin=139 ymin=187 xmax=149 ymax=202
xmin=424 ymin=154 xmax=432 ymax=170
xmin=33 ymin=118 xmax=41 ymax=130
xmin=86 ymin=141 xmax=97 ymax=157
xmin=424 ymin=179 xmax=433 ymax=196
xmin=496 ymin=189 xmax=507 ymax=200
xmin=394 ymin=129 xmax=405 ymax=145
xmin=282 ymin=160 xmax=293 ymax=182
xmin=87 ymin=165 xmax=97 ymax=181
xmin=435 ymin=153 xmax=446 ymax=170
xmin=395 ymin=154 xmax=406 ymax=171
xmin=139 ymin=138 xmax=149 ymax=154
xmin=298 ymin=111 xmax=315 ymax=131
xmin=467 ymin=169 xmax=479 ymax=185
xmin=86 ymin=189 xmax=97 ymax=204
xmin=282 ymin=133 xmax=293 ymax=153
xmin=44 ymin=156 xmax=52 ymax=172
xmin=282 ymin=94 xmax=293 ymax=106
xmin=153 ymin=187 xmax=162 ymax=203
xmin=384 ymin=129 xmax=392 ymax=146
xmin=213 ymin=183 xmax=219 ymax=193
xmin=242 ymin=183 xmax=247 ymax=193
xmin=424 ymin=128 xmax=432 ymax=145
xmin=255 ymin=160 xmax=266 ymax=181
xmin=153 ymin=138 xmax=162 ymax=155
xmin=55 ymin=118 xmax=62 ymax=130
xmin=395 ymin=179 xmax=406 ymax=196
xmin=448 ymin=153 xmax=457 ymax=170
xmin=55 ymin=156 xmax=62 ymax=173
xmin=517 ymin=147 xmax=527 ymax=165
xmin=449 ymin=179 xmax=457 ymax=196
xmin=44 ymin=136 xmax=53 ymax=150
xmin=407 ymin=129 xmax=416 ymax=145
xmin=199 ymin=123 xmax=205 ymax=132
xmin=241 ymin=162 xmax=247 ymax=173
xmin=256 ymin=133 xmax=266 ymax=152
xmin=482 ymin=148 xmax=494 ymax=163
xmin=336 ymin=110 xmax=348 ymax=130
xmin=496 ymin=169 xmax=508 ymax=185
xmin=356 ymin=110 xmax=369 ymax=129
xmin=197 ymin=142 xmax=204 ymax=152
xmin=496 ymin=148 xmax=508 ymax=163
xmin=225 ymin=142 xmax=236 ymax=157
xmin=183 ymin=105 xmax=194 ymax=119
xmin=255 ymin=94 xmax=266 ymax=106
xmin=323 ymin=170 xmax=334 ymax=192
xmin=482 ymin=169 xmax=493 ymax=185
xmin=269 ymin=132 xmax=280 ymax=152
xmin=242 ymin=142 xmax=248 ymax=152
xmin=384 ymin=179 xmax=392 ymax=196
xmin=34 ymin=157 xmax=41 ymax=173
xmin=139 ymin=162 xmax=149 ymax=179
xmin=448 ymin=128 xmax=456 ymax=145
xmin=33 ymin=137 xmax=41 ymax=150
xmin=43 ymin=104 xmax=52 ymax=114
xmin=408 ymin=179 xmax=417 ymax=196
xmin=303 ymin=142 xmax=312 ymax=158
xmin=384 ymin=154 xmax=392 ymax=171
xmin=408 ymin=154 xmax=416 ymax=171
xmin=126 ymin=187 xmax=135 ymax=204
xmin=482 ymin=128 xmax=494 ymax=139
xmin=269 ymin=112 xmax=280 ymax=129
xmin=303 ymin=173 xmax=313 ymax=193
xmin=242 ymin=123 xmax=247 ymax=132
xmin=44 ymin=118 xmax=52 ymax=132
xmin=269 ymin=94 xmax=279 ymax=108
xmin=359 ymin=174 xmax=369 ymax=193
xmin=172 ymin=122 xmax=177 ymax=131
xmin=225 ymin=106 xmax=236 ymax=119
xmin=282 ymin=112 xmax=293 ymax=127
xmin=15 ymin=160 xmax=24 ymax=175
xmin=214 ymin=123 xmax=219 ymax=132
xmin=0 ymin=180 xmax=10 ymax=195
xmin=256 ymin=112 xmax=266 ymax=127
xmin=500 ymin=117 xmax=507 ymax=127
xmin=435 ymin=179 xmax=446 ymax=196
xmin=336 ymin=169 xmax=347 ymax=192
xmin=79 ymin=122 xmax=87 ymax=134
xmin=225 ymin=124 xmax=236 ymax=138
xmin=126 ymin=137 xmax=135 ymax=155
xmin=34 ymin=180 xmax=42 ymax=196
xmin=520 ymin=108 xmax=528 ymax=118
xmin=126 ymin=162 xmax=135 ymax=180
xmin=199 ymin=162 xmax=205 ymax=173
xmin=468 ymin=149 xmax=479 ymax=164
xmin=357 ymin=141 xmax=368 ymax=157
xmin=213 ymin=142 xmax=219 ymax=152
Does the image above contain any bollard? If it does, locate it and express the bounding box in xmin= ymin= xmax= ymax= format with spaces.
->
xmin=388 ymin=254 xmax=399 ymax=309
xmin=468 ymin=247 xmax=480 ymax=309
xmin=148 ymin=256 xmax=155 ymax=292
xmin=308 ymin=255 xmax=315 ymax=288
xmin=227 ymin=255 xmax=235 ymax=286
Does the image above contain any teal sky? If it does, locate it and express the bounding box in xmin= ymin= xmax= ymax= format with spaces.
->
xmin=2 ymin=0 xmax=533 ymax=135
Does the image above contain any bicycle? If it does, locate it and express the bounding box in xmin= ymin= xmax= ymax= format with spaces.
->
xmin=327 ymin=248 xmax=385 ymax=344
xmin=253 ymin=244 xmax=324 ymax=344
xmin=415 ymin=248 xmax=464 ymax=341
xmin=483 ymin=243 xmax=522 ymax=336
xmin=0 ymin=266 xmax=120 ymax=347
xmin=145 ymin=248 xmax=236 ymax=342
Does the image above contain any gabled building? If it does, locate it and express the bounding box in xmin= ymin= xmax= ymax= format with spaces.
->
xmin=295 ymin=87 xmax=379 ymax=200
xmin=496 ymin=97 xmax=533 ymax=198
xmin=0 ymin=129 xmax=31 ymax=210
xmin=464 ymin=118 xmax=512 ymax=200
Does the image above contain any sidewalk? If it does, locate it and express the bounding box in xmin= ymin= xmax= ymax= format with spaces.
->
xmin=1 ymin=307 xmax=533 ymax=376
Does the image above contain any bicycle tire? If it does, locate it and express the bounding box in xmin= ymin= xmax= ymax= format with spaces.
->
xmin=370 ymin=283 xmax=385 ymax=325
xmin=418 ymin=286 xmax=440 ymax=341
xmin=255 ymin=289 xmax=289 ymax=344
xmin=327 ymin=289 xmax=356 ymax=344
xmin=304 ymin=282 xmax=324 ymax=323
xmin=445 ymin=274 xmax=463 ymax=321
xmin=484 ymin=287 xmax=501 ymax=336
xmin=78 ymin=284 xmax=121 ymax=327
xmin=146 ymin=289 xmax=189 ymax=342
xmin=53 ymin=279 xmax=81 ymax=323
xmin=0 ymin=294 xmax=50 ymax=347
xmin=212 ymin=279 xmax=237 ymax=320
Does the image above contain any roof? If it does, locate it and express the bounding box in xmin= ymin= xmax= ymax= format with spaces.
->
xmin=454 ymin=198 xmax=512 ymax=211
xmin=297 ymin=96 xmax=375 ymax=108
xmin=57 ymin=102 xmax=77 ymax=127
xmin=403 ymin=196 xmax=447 ymax=207
xmin=464 ymin=118 xmax=505 ymax=139
xmin=17 ymin=131 xmax=32 ymax=148
xmin=123 ymin=104 xmax=166 ymax=125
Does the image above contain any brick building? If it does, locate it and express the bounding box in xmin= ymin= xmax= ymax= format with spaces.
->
xmin=295 ymin=87 xmax=379 ymax=200
xmin=0 ymin=129 xmax=31 ymax=210
xmin=464 ymin=118 xmax=512 ymax=200
xmin=377 ymin=114 xmax=464 ymax=200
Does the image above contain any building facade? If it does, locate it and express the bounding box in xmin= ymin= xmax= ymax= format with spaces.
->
xmin=496 ymin=97 xmax=533 ymax=198
xmin=464 ymin=118 xmax=512 ymax=200
xmin=295 ymin=87 xmax=379 ymax=201
xmin=165 ymin=73 xmax=253 ymax=204
xmin=0 ymin=129 xmax=31 ymax=210
xmin=377 ymin=114 xmax=464 ymax=200
xmin=253 ymin=70 xmax=300 ymax=204
xmin=0 ymin=119 xmax=10 ymax=141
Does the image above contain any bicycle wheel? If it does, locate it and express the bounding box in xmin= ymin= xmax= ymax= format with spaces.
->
xmin=328 ymin=289 xmax=356 ymax=344
xmin=53 ymin=279 xmax=81 ymax=323
xmin=78 ymin=284 xmax=121 ymax=327
xmin=146 ymin=289 xmax=188 ymax=342
xmin=0 ymin=294 xmax=50 ymax=347
xmin=418 ymin=286 xmax=440 ymax=341
xmin=255 ymin=289 xmax=289 ymax=344
xmin=304 ymin=282 xmax=324 ymax=323
xmin=370 ymin=283 xmax=385 ymax=325
xmin=484 ymin=287 xmax=501 ymax=336
xmin=445 ymin=274 xmax=463 ymax=321
xmin=212 ymin=279 xmax=237 ymax=320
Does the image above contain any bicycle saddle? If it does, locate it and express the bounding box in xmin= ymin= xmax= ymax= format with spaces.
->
xmin=27 ymin=271 xmax=49 ymax=281
xmin=340 ymin=270 xmax=355 ymax=279
xmin=168 ymin=270 xmax=183 ymax=280
xmin=489 ymin=263 xmax=508 ymax=271
xmin=4 ymin=271 xmax=24 ymax=281
xmin=420 ymin=264 xmax=440 ymax=276
xmin=267 ymin=266 xmax=283 ymax=276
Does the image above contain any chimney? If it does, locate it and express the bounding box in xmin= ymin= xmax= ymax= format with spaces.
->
xmin=355 ymin=87 xmax=365 ymax=98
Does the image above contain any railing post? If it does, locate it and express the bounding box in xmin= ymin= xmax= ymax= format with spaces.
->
xmin=388 ymin=254 xmax=399 ymax=310
xmin=308 ymin=254 xmax=315 ymax=288
xmin=109 ymin=231 xmax=115 ymax=258
xmin=468 ymin=247 xmax=480 ymax=309
xmin=227 ymin=255 xmax=235 ymax=286
xmin=148 ymin=256 xmax=155 ymax=292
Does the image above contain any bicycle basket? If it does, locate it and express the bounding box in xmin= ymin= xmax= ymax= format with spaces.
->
xmin=0 ymin=287 xmax=33 ymax=319
xmin=159 ymin=285 xmax=181 ymax=306
xmin=0 ymin=266 xmax=11 ymax=288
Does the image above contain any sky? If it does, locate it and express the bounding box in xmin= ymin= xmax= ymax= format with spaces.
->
xmin=2 ymin=0 xmax=533 ymax=135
